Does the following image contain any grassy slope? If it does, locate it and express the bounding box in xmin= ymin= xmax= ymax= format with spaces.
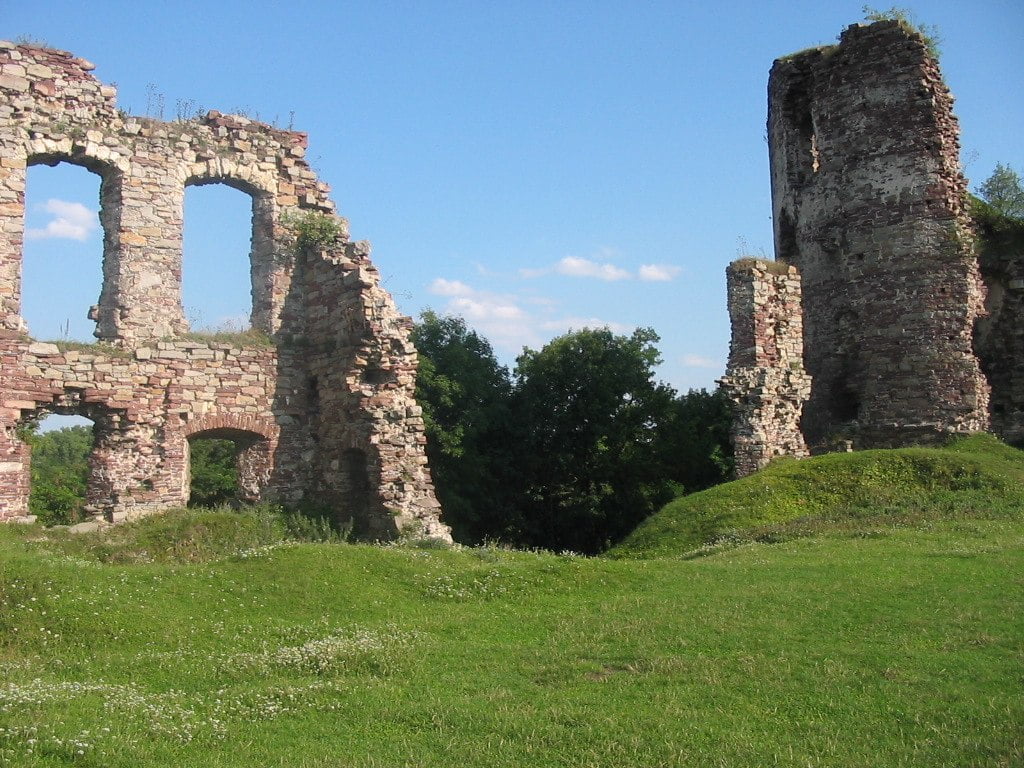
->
xmin=0 ymin=440 xmax=1021 ymax=766
xmin=613 ymin=434 xmax=1024 ymax=558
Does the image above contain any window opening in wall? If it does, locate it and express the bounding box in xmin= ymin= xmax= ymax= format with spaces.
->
xmin=22 ymin=413 xmax=95 ymax=526
xmin=182 ymin=184 xmax=253 ymax=334
xmin=187 ymin=428 xmax=271 ymax=507
xmin=187 ymin=437 xmax=241 ymax=507
xmin=782 ymin=81 xmax=819 ymax=187
xmin=830 ymin=380 xmax=861 ymax=423
xmin=341 ymin=449 xmax=371 ymax=535
xmin=22 ymin=163 xmax=104 ymax=342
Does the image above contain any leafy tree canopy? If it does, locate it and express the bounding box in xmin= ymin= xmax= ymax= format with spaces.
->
xmin=977 ymin=163 xmax=1024 ymax=220
xmin=27 ymin=425 xmax=93 ymax=525
xmin=511 ymin=327 xmax=680 ymax=553
xmin=412 ymin=311 xmax=516 ymax=543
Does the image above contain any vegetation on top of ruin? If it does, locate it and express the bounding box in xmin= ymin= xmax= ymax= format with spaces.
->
xmin=177 ymin=327 xmax=273 ymax=348
xmin=730 ymin=257 xmax=793 ymax=275
xmin=861 ymin=5 xmax=942 ymax=58
xmin=976 ymin=163 xmax=1024 ymax=221
xmin=1 ymin=475 xmax=1021 ymax=765
xmin=280 ymin=210 xmax=345 ymax=255
xmin=11 ymin=34 xmax=50 ymax=47
xmin=612 ymin=433 xmax=1024 ymax=559
xmin=45 ymin=339 xmax=133 ymax=358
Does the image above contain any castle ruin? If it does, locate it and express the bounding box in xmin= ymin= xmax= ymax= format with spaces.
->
xmin=0 ymin=41 xmax=450 ymax=540
xmin=724 ymin=20 xmax=1021 ymax=475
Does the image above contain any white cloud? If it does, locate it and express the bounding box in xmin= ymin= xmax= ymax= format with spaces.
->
xmin=427 ymin=277 xmax=641 ymax=355
xmin=518 ymin=266 xmax=550 ymax=279
xmin=428 ymin=278 xmax=540 ymax=351
xmin=428 ymin=278 xmax=474 ymax=297
xmin=682 ymin=354 xmax=720 ymax=369
xmin=449 ymin=295 xmax=525 ymax=322
xmin=638 ymin=263 xmax=682 ymax=282
xmin=540 ymin=316 xmax=631 ymax=334
xmin=520 ymin=252 xmax=680 ymax=283
xmin=25 ymin=199 xmax=97 ymax=241
xmin=555 ymin=256 xmax=630 ymax=281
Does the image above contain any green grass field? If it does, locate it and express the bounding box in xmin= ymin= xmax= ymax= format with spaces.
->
xmin=1 ymin=437 xmax=1022 ymax=766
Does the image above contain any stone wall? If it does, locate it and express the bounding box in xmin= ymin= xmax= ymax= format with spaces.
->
xmin=725 ymin=20 xmax=994 ymax=475
xmin=768 ymin=20 xmax=989 ymax=451
xmin=720 ymin=260 xmax=811 ymax=476
xmin=974 ymin=214 xmax=1024 ymax=445
xmin=0 ymin=41 xmax=448 ymax=540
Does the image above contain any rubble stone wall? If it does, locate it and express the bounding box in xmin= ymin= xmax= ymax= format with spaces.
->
xmin=726 ymin=20 xmax=991 ymax=473
xmin=720 ymin=260 xmax=811 ymax=476
xmin=0 ymin=41 xmax=448 ymax=540
xmin=974 ymin=220 xmax=1024 ymax=445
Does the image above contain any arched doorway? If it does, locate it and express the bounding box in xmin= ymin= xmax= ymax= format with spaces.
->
xmin=185 ymin=426 xmax=273 ymax=507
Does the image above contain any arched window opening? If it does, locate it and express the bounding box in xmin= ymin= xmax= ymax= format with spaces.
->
xmin=186 ymin=428 xmax=271 ymax=507
xmin=182 ymin=183 xmax=255 ymax=334
xmin=22 ymin=162 xmax=105 ymax=342
xmin=22 ymin=412 xmax=96 ymax=526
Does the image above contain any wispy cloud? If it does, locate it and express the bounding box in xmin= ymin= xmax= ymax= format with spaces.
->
xmin=540 ymin=316 xmax=631 ymax=334
xmin=638 ymin=263 xmax=682 ymax=282
xmin=555 ymin=256 xmax=631 ymax=281
xmin=25 ymin=199 xmax=97 ymax=241
xmin=521 ymin=251 xmax=680 ymax=283
xmin=682 ymin=354 xmax=720 ymax=369
xmin=428 ymin=278 xmax=474 ymax=297
xmin=427 ymin=277 xmax=632 ymax=354
xmin=429 ymin=278 xmax=539 ymax=350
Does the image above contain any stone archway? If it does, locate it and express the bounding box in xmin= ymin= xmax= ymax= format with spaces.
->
xmin=184 ymin=414 xmax=277 ymax=505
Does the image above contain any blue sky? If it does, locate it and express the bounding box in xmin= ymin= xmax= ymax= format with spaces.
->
xmin=7 ymin=0 xmax=1023 ymax=395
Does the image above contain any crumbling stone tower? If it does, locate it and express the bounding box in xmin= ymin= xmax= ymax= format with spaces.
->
xmin=0 ymin=41 xmax=449 ymax=540
xmin=725 ymin=20 xmax=992 ymax=475
xmin=720 ymin=259 xmax=811 ymax=476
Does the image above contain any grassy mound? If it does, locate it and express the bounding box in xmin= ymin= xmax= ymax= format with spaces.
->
xmin=24 ymin=504 xmax=347 ymax=564
xmin=612 ymin=434 xmax=1024 ymax=559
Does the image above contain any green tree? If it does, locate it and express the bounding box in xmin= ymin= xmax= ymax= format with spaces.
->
xmin=977 ymin=163 xmax=1024 ymax=220
xmin=664 ymin=388 xmax=734 ymax=493
xmin=26 ymin=425 xmax=93 ymax=525
xmin=412 ymin=311 xmax=517 ymax=543
xmin=511 ymin=327 xmax=679 ymax=553
xmin=188 ymin=438 xmax=238 ymax=507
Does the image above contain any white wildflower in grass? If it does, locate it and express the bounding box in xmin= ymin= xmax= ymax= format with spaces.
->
xmin=233 ymin=541 xmax=300 ymax=560
xmin=417 ymin=568 xmax=520 ymax=600
xmin=236 ymin=624 xmax=415 ymax=676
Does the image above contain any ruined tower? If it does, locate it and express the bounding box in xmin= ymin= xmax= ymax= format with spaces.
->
xmin=0 ymin=41 xmax=449 ymax=540
xmin=725 ymin=20 xmax=993 ymax=475
xmin=720 ymin=259 xmax=811 ymax=476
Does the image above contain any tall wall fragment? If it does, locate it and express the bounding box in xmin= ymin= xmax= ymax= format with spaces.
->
xmin=770 ymin=20 xmax=990 ymax=449
xmin=0 ymin=41 xmax=449 ymax=540
xmin=721 ymin=260 xmax=811 ymax=476
xmin=737 ymin=20 xmax=990 ymax=463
